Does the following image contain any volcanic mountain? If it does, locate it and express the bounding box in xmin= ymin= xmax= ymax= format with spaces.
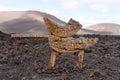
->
xmin=0 ymin=11 xmax=65 ymax=34
xmin=0 ymin=11 xmax=101 ymax=35
xmin=86 ymin=23 xmax=120 ymax=35
xmin=0 ymin=11 xmax=119 ymax=35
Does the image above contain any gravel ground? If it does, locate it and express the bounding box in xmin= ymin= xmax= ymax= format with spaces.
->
xmin=0 ymin=31 xmax=120 ymax=80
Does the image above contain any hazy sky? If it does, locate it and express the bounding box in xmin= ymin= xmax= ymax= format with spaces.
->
xmin=0 ymin=0 xmax=120 ymax=27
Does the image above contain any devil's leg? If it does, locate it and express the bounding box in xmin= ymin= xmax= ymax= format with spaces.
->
xmin=48 ymin=50 xmax=57 ymax=68
xmin=76 ymin=50 xmax=84 ymax=67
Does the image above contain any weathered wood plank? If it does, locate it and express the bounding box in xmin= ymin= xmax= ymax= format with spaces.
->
xmin=11 ymin=34 xmax=49 ymax=38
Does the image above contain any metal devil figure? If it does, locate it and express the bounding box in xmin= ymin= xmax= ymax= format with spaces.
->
xmin=44 ymin=17 xmax=98 ymax=68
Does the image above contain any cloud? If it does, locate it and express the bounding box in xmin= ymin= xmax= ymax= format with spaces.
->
xmin=44 ymin=9 xmax=59 ymax=15
xmin=90 ymin=4 xmax=109 ymax=13
xmin=0 ymin=4 xmax=28 ymax=11
xmin=40 ymin=0 xmax=49 ymax=2
xmin=61 ymin=0 xmax=81 ymax=9
xmin=83 ymin=0 xmax=120 ymax=4
xmin=61 ymin=0 xmax=120 ymax=9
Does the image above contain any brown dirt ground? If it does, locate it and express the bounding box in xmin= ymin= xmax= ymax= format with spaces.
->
xmin=0 ymin=32 xmax=120 ymax=80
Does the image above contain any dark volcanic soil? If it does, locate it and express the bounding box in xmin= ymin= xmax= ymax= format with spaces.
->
xmin=0 ymin=31 xmax=120 ymax=80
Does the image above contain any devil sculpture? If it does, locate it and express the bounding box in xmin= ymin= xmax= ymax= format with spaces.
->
xmin=44 ymin=17 xmax=98 ymax=68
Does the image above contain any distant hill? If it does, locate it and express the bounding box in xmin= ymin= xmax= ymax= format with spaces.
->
xmin=0 ymin=11 xmax=95 ymax=35
xmin=0 ymin=10 xmax=101 ymax=35
xmin=77 ymin=28 xmax=111 ymax=35
xmin=86 ymin=23 xmax=120 ymax=35
xmin=0 ymin=11 xmax=66 ymax=34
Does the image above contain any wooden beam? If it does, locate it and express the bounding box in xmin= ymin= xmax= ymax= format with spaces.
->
xmin=11 ymin=34 xmax=49 ymax=38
